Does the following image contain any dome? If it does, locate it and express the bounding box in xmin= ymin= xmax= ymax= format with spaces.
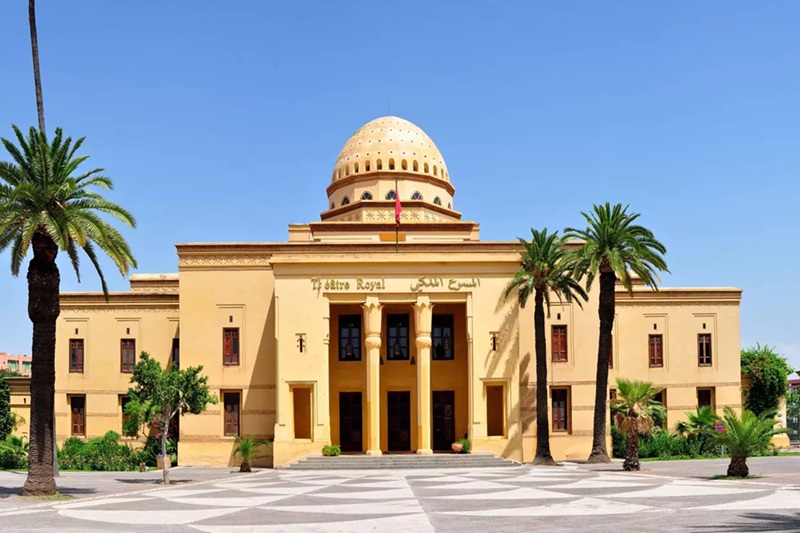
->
xmin=331 ymin=116 xmax=449 ymax=183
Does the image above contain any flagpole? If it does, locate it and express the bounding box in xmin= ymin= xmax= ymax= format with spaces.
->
xmin=395 ymin=177 xmax=399 ymax=253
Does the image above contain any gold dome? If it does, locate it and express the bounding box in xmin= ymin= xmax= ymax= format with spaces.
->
xmin=331 ymin=116 xmax=449 ymax=183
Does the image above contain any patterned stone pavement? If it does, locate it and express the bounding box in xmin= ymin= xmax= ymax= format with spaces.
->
xmin=2 ymin=464 xmax=800 ymax=532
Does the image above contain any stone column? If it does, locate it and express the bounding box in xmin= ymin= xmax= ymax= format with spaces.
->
xmin=414 ymin=296 xmax=434 ymax=455
xmin=362 ymin=297 xmax=383 ymax=455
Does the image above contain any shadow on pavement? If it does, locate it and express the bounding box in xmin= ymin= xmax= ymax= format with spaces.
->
xmin=0 ymin=486 xmax=97 ymax=498
xmin=115 ymin=478 xmax=191 ymax=485
xmin=698 ymin=513 xmax=800 ymax=532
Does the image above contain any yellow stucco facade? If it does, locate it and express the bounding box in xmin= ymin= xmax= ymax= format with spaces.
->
xmin=46 ymin=116 xmax=742 ymax=467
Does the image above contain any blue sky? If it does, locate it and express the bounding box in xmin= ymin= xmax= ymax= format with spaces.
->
xmin=1 ymin=1 xmax=798 ymax=369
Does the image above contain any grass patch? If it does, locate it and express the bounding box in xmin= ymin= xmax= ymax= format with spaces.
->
xmin=777 ymin=452 xmax=800 ymax=456
xmin=36 ymin=493 xmax=76 ymax=501
xmin=640 ymin=455 xmax=723 ymax=462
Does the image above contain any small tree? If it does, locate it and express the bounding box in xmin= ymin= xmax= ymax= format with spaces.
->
xmin=126 ymin=352 xmax=217 ymax=484
xmin=741 ymin=344 xmax=793 ymax=415
xmin=715 ymin=407 xmax=783 ymax=478
xmin=232 ymin=435 xmax=271 ymax=472
xmin=0 ymin=375 xmax=13 ymax=441
xmin=611 ymin=378 xmax=665 ymax=471
xmin=675 ymin=406 xmax=719 ymax=456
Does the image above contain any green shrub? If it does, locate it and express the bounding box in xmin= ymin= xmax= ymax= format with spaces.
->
xmin=0 ymin=435 xmax=28 ymax=470
xmin=458 ymin=437 xmax=471 ymax=454
xmin=611 ymin=426 xmax=626 ymax=458
xmin=137 ymin=436 xmax=177 ymax=467
xmin=322 ymin=444 xmax=341 ymax=457
xmin=58 ymin=431 xmax=141 ymax=471
xmin=639 ymin=428 xmax=686 ymax=459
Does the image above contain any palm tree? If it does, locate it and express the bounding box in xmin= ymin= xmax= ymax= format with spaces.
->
xmin=611 ymin=378 xmax=665 ymax=471
xmin=28 ymin=0 xmax=46 ymax=132
xmin=566 ymin=203 xmax=668 ymax=463
xmin=715 ymin=407 xmax=783 ymax=478
xmin=232 ymin=435 xmax=271 ymax=472
xmin=504 ymin=228 xmax=587 ymax=465
xmin=0 ymin=126 xmax=136 ymax=495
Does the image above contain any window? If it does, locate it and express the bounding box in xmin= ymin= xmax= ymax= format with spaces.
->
xmin=341 ymin=196 xmax=350 ymax=206
xmin=433 ymin=196 xmax=442 ymax=206
xmin=69 ymin=339 xmax=84 ymax=373
xmin=552 ymin=388 xmax=569 ymax=432
xmin=389 ymin=158 xmax=395 ymax=170
xmin=412 ymin=160 xmax=418 ymax=172
xmin=698 ymin=334 xmax=712 ymax=366
xmin=70 ymin=396 xmax=86 ymax=436
xmin=486 ymin=385 xmax=504 ymax=437
xmin=424 ymin=162 xmax=430 ymax=173
xmin=433 ymin=165 xmax=438 ymax=176
xmin=551 ymin=325 xmax=568 ymax=362
xmin=330 ymin=202 xmax=335 ymax=210
xmin=648 ymin=334 xmax=663 ymax=367
xmin=401 ymin=159 xmax=407 ymax=170
xmin=7 ymin=361 xmax=17 ymax=371
xmin=171 ymin=338 xmax=180 ymax=369
xmin=120 ymin=339 xmax=136 ymax=373
xmin=376 ymin=159 xmax=382 ymax=170
xmin=22 ymin=361 xmax=31 ymax=372
xmin=360 ymin=191 xmax=373 ymax=201
xmin=385 ymin=189 xmax=396 ymax=200
xmin=653 ymin=389 xmax=666 ymax=427
xmin=387 ymin=314 xmax=409 ymax=360
xmin=411 ymin=191 xmax=423 ymax=200
xmin=223 ymin=392 xmax=241 ymax=436
xmin=339 ymin=314 xmax=362 ymax=361
xmin=120 ymin=395 xmax=133 ymax=436
xmin=354 ymin=162 xmax=359 ymax=173
xmin=365 ymin=160 xmax=371 ymax=171
xmin=697 ymin=388 xmax=714 ymax=410
xmin=293 ymin=387 xmax=312 ymax=439
xmin=223 ymin=328 xmax=240 ymax=366
xmin=432 ymin=314 xmax=454 ymax=360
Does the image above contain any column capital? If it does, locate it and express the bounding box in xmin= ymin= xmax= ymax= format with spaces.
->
xmin=362 ymin=296 xmax=384 ymax=337
xmin=413 ymin=296 xmax=434 ymax=337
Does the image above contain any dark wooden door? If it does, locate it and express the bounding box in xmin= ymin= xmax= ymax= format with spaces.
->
xmin=432 ymin=391 xmax=455 ymax=451
xmin=387 ymin=391 xmax=411 ymax=452
xmin=339 ymin=392 xmax=363 ymax=452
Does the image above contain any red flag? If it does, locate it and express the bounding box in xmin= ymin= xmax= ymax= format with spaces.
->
xmin=394 ymin=181 xmax=401 ymax=228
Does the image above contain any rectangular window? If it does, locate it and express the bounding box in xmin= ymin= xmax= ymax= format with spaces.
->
xmin=551 ymin=325 xmax=568 ymax=362
xmin=171 ymin=338 xmax=180 ymax=369
xmin=120 ymin=395 xmax=133 ymax=436
xmin=648 ymin=334 xmax=663 ymax=367
xmin=698 ymin=334 xmax=712 ymax=366
xmin=70 ymin=395 xmax=86 ymax=436
xmin=697 ymin=387 xmax=714 ymax=410
xmin=486 ymin=385 xmax=505 ymax=437
xmin=69 ymin=339 xmax=84 ymax=373
xmin=387 ymin=314 xmax=409 ymax=360
xmin=338 ymin=315 xmax=362 ymax=361
xmin=7 ymin=361 xmax=17 ymax=371
xmin=223 ymin=328 xmax=240 ymax=366
xmin=551 ymin=388 xmax=569 ymax=432
xmin=293 ymin=387 xmax=312 ymax=439
xmin=120 ymin=339 xmax=136 ymax=373
xmin=432 ymin=314 xmax=454 ymax=360
xmin=223 ymin=392 xmax=241 ymax=436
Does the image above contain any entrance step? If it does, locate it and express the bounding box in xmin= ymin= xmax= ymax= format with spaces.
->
xmin=284 ymin=453 xmax=518 ymax=470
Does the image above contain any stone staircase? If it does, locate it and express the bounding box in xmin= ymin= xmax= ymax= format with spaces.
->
xmin=284 ymin=453 xmax=518 ymax=470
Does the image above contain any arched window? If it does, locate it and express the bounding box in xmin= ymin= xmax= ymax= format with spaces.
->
xmin=424 ymin=162 xmax=430 ymax=173
xmin=361 ymin=191 xmax=373 ymax=200
xmin=365 ymin=160 xmax=371 ymax=172
xmin=341 ymin=196 xmax=350 ymax=206
xmin=401 ymin=159 xmax=408 ymax=171
xmin=385 ymin=190 xmax=396 ymax=200
xmin=433 ymin=165 xmax=438 ymax=176
xmin=411 ymin=191 xmax=423 ymax=200
xmin=330 ymin=202 xmax=335 ymax=210
xmin=413 ymin=160 xmax=419 ymax=172
xmin=376 ymin=159 xmax=382 ymax=170
xmin=345 ymin=165 xmax=350 ymax=176
xmin=448 ymin=202 xmax=452 ymax=209
xmin=354 ymin=162 xmax=359 ymax=173
xmin=433 ymin=196 xmax=442 ymax=206
xmin=389 ymin=158 xmax=395 ymax=170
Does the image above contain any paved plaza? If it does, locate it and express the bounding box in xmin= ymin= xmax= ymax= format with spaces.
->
xmin=1 ymin=458 xmax=800 ymax=532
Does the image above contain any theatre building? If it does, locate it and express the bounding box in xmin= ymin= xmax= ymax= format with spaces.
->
xmin=52 ymin=116 xmax=743 ymax=467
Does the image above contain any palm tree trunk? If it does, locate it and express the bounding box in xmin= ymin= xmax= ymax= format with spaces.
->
xmin=623 ymin=412 xmax=640 ymax=471
xmin=727 ymin=455 xmax=749 ymax=478
xmin=22 ymin=232 xmax=59 ymax=496
xmin=532 ymin=288 xmax=556 ymax=466
xmin=587 ymin=269 xmax=615 ymax=463
xmin=28 ymin=0 xmax=46 ymax=133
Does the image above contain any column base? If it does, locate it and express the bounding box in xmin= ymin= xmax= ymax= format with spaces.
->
xmin=416 ymin=448 xmax=433 ymax=455
xmin=366 ymin=449 xmax=383 ymax=456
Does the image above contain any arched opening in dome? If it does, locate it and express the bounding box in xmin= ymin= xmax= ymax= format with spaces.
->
xmin=376 ymin=159 xmax=382 ymax=170
xmin=341 ymin=196 xmax=350 ymax=206
xmin=448 ymin=202 xmax=452 ymax=209
xmin=361 ymin=191 xmax=373 ymax=201
xmin=330 ymin=202 xmax=335 ymax=210
xmin=424 ymin=162 xmax=430 ymax=173
xmin=413 ymin=160 xmax=418 ymax=172
xmin=365 ymin=160 xmax=371 ymax=171
xmin=385 ymin=190 xmax=396 ymax=200
xmin=354 ymin=162 xmax=359 ymax=173
xmin=433 ymin=165 xmax=438 ymax=176
xmin=401 ymin=159 xmax=408 ymax=171
xmin=411 ymin=191 xmax=423 ymax=200
xmin=433 ymin=196 xmax=442 ymax=206
xmin=389 ymin=158 xmax=395 ymax=170
xmin=345 ymin=165 xmax=350 ymax=176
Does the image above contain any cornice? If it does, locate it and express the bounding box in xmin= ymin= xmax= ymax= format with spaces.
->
xmin=60 ymin=292 xmax=179 ymax=311
xmin=326 ymin=171 xmax=456 ymax=197
xmin=615 ymin=288 xmax=742 ymax=306
xmin=321 ymin=200 xmax=461 ymax=222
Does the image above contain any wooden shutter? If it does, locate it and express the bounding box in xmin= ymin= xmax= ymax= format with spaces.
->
xmin=71 ymin=397 xmax=85 ymax=436
xmin=552 ymin=389 xmax=568 ymax=431
xmin=223 ymin=328 xmax=240 ymax=366
xmin=70 ymin=339 xmax=84 ymax=373
xmin=224 ymin=393 xmax=240 ymax=435
xmin=698 ymin=334 xmax=712 ymax=366
xmin=649 ymin=335 xmax=663 ymax=367
xmin=121 ymin=339 xmax=135 ymax=373
xmin=552 ymin=326 xmax=567 ymax=362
